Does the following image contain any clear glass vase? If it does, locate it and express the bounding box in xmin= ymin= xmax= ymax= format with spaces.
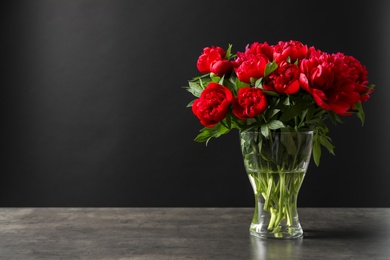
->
xmin=240 ymin=130 xmax=313 ymax=239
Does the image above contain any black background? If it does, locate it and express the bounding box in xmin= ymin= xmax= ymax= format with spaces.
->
xmin=1 ymin=0 xmax=388 ymax=207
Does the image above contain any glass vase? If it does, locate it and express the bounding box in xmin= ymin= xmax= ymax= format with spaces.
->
xmin=240 ymin=130 xmax=313 ymax=239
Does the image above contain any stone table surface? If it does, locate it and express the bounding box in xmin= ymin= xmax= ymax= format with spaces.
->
xmin=0 ymin=208 xmax=389 ymax=259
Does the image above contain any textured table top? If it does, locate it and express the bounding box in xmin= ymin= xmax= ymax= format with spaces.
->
xmin=0 ymin=208 xmax=389 ymax=259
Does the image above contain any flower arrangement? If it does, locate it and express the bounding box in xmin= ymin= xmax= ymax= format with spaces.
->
xmin=185 ymin=40 xmax=375 ymax=238
xmin=185 ymin=40 xmax=374 ymax=166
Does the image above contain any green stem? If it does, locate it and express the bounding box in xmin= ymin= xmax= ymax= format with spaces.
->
xmin=263 ymin=175 xmax=274 ymax=210
xmin=261 ymin=171 xmax=303 ymax=237
xmin=268 ymin=208 xmax=277 ymax=230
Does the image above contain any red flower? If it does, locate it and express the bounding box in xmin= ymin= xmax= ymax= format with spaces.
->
xmin=210 ymin=59 xmax=233 ymax=77
xmin=196 ymin=46 xmax=232 ymax=77
xmin=232 ymin=87 xmax=267 ymax=120
xmin=192 ymin=83 xmax=233 ymax=127
xmin=234 ymin=54 xmax=269 ymax=84
xmin=299 ymin=50 xmax=367 ymax=115
xmin=246 ymin=41 xmax=274 ymax=61
xmin=233 ymin=42 xmax=272 ymax=83
xmin=263 ymin=61 xmax=300 ymax=94
xmin=342 ymin=54 xmax=373 ymax=102
xmin=273 ymin=40 xmax=308 ymax=64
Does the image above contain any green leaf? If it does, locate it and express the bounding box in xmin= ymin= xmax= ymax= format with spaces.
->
xmin=313 ymin=139 xmax=321 ymax=166
xmin=307 ymin=118 xmax=327 ymax=128
xmin=233 ymin=77 xmax=248 ymax=92
xmin=218 ymin=75 xmax=226 ymax=85
xmin=319 ymin=135 xmax=335 ymax=155
xmin=263 ymin=90 xmax=279 ymax=97
xmin=198 ymin=77 xmax=209 ymax=89
xmin=264 ymin=61 xmax=278 ymax=78
xmin=220 ymin=114 xmax=231 ymax=130
xmin=283 ymin=96 xmax=291 ymax=106
xmin=186 ymin=100 xmax=195 ymax=107
xmin=261 ymin=124 xmax=270 ymax=138
xmin=186 ymin=81 xmax=204 ymax=97
xmin=250 ymin=77 xmax=257 ymax=86
xmin=328 ymin=111 xmax=343 ymax=125
xmin=210 ymin=74 xmax=220 ymax=83
xmin=306 ymin=105 xmax=315 ymax=122
xmin=268 ymin=109 xmax=280 ymax=120
xmin=279 ymin=102 xmax=308 ymax=123
xmin=354 ymin=101 xmax=365 ymax=125
xmin=254 ymin=78 xmax=263 ymax=88
xmin=194 ymin=124 xmax=230 ymax=145
xmin=225 ymin=44 xmax=233 ymax=59
xmin=267 ymin=120 xmax=285 ymax=130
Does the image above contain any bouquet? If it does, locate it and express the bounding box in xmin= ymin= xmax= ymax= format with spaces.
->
xmin=184 ymin=40 xmax=375 ymax=238
xmin=185 ymin=40 xmax=374 ymax=166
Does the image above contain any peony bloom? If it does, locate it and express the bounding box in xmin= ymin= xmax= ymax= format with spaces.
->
xmin=234 ymin=57 xmax=268 ymax=84
xmin=233 ymin=42 xmax=273 ymax=83
xmin=273 ymin=40 xmax=308 ymax=64
xmin=263 ymin=61 xmax=300 ymax=95
xmin=210 ymin=59 xmax=233 ymax=77
xmin=192 ymin=83 xmax=233 ymax=127
xmin=232 ymin=87 xmax=267 ymax=119
xmin=245 ymin=41 xmax=274 ymax=61
xmin=342 ymin=54 xmax=373 ymax=102
xmin=299 ymin=50 xmax=370 ymax=115
xmin=196 ymin=46 xmax=226 ymax=74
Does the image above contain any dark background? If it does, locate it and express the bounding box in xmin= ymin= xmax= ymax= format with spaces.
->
xmin=1 ymin=0 xmax=388 ymax=207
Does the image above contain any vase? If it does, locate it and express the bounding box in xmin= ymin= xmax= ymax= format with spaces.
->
xmin=240 ymin=130 xmax=313 ymax=239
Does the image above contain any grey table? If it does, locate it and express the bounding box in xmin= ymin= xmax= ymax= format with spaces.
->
xmin=0 ymin=208 xmax=389 ymax=259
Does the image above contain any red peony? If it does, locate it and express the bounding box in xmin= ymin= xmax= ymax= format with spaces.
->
xmin=210 ymin=59 xmax=233 ymax=77
xmin=299 ymin=50 xmax=367 ymax=115
xmin=263 ymin=61 xmax=300 ymax=94
xmin=234 ymin=54 xmax=269 ymax=84
xmin=196 ymin=46 xmax=226 ymax=73
xmin=192 ymin=83 xmax=233 ymax=127
xmin=342 ymin=54 xmax=373 ymax=102
xmin=245 ymin=41 xmax=274 ymax=61
xmin=233 ymin=42 xmax=273 ymax=83
xmin=232 ymin=87 xmax=267 ymax=120
xmin=273 ymin=40 xmax=308 ymax=64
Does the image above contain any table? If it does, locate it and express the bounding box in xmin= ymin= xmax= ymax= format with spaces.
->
xmin=0 ymin=208 xmax=389 ymax=259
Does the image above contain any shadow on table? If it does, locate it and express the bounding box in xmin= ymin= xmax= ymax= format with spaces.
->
xmin=303 ymin=228 xmax=381 ymax=240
